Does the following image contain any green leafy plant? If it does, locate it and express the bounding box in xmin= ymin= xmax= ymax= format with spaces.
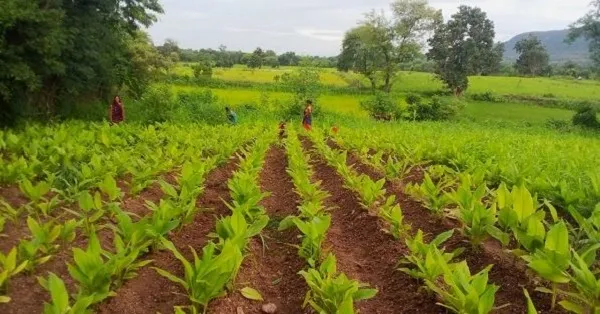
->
xmin=107 ymin=233 xmax=153 ymax=289
xmin=299 ymin=253 xmax=378 ymax=313
xmin=522 ymin=221 xmax=571 ymax=308
xmin=425 ymin=261 xmax=499 ymax=314
xmin=399 ymin=229 xmax=464 ymax=282
xmin=560 ymin=247 xmax=600 ymax=313
xmin=378 ymin=196 xmax=410 ymax=239
xmin=67 ymin=232 xmax=115 ymax=304
xmin=38 ymin=272 xmax=95 ymax=314
xmin=153 ymin=238 xmax=243 ymax=314
xmin=0 ymin=247 xmax=29 ymax=296
xmin=18 ymin=217 xmax=75 ymax=270
xmin=71 ymin=191 xmax=106 ymax=235
xmin=279 ymin=215 xmax=331 ymax=266
xmin=213 ymin=211 xmax=269 ymax=251
xmin=405 ymin=174 xmax=453 ymax=216
xmin=97 ymin=173 xmax=122 ymax=202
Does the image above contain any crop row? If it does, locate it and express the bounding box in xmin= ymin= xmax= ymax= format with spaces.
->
xmin=332 ymin=129 xmax=600 ymax=313
xmin=280 ymin=127 xmax=377 ymax=312
xmin=0 ymin=123 xmax=265 ymax=311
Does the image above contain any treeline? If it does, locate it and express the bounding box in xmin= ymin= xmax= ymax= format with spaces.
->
xmin=0 ymin=0 xmax=168 ymax=125
xmin=156 ymin=39 xmax=338 ymax=68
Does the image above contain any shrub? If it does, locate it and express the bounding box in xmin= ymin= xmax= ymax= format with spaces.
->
xmin=407 ymin=96 xmax=463 ymax=121
xmin=546 ymin=119 xmax=573 ymax=131
xmin=132 ymin=85 xmax=175 ymax=123
xmin=406 ymin=93 xmax=422 ymax=106
xmin=470 ymin=91 xmax=502 ymax=103
xmin=572 ymin=106 xmax=600 ymax=129
xmin=173 ymin=90 xmax=224 ymax=124
xmin=360 ymin=92 xmax=401 ymax=121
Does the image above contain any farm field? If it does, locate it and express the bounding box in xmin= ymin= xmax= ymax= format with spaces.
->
xmin=174 ymin=64 xmax=600 ymax=100
xmin=171 ymin=85 xmax=575 ymax=125
xmin=0 ymin=120 xmax=599 ymax=313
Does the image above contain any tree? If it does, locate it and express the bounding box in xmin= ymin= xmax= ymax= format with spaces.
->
xmin=247 ymin=47 xmax=265 ymax=68
xmin=514 ymin=35 xmax=550 ymax=76
xmin=568 ymin=0 xmax=600 ymax=72
xmin=278 ymin=52 xmax=300 ymax=66
xmin=0 ymin=0 xmax=163 ymax=124
xmin=264 ymin=56 xmax=280 ymax=68
xmin=339 ymin=0 xmax=441 ymax=92
xmin=279 ymin=65 xmax=322 ymax=119
xmin=427 ymin=6 xmax=499 ymax=96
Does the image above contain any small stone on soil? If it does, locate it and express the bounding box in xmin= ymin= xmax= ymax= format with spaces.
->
xmin=236 ymin=306 xmax=244 ymax=314
xmin=261 ymin=303 xmax=277 ymax=313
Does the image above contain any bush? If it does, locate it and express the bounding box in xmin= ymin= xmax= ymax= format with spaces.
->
xmin=173 ymin=89 xmax=225 ymax=125
xmin=572 ymin=106 xmax=600 ymax=129
xmin=407 ymin=96 xmax=463 ymax=121
xmin=360 ymin=92 xmax=401 ymax=121
xmin=546 ymin=119 xmax=572 ymax=131
xmin=406 ymin=93 xmax=422 ymax=106
xmin=470 ymin=91 xmax=502 ymax=103
xmin=131 ymin=85 xmax=176 ymax=123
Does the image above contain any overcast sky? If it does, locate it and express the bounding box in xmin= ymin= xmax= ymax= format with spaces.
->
xmin=148 ymin=0 xmax=592 ymax=56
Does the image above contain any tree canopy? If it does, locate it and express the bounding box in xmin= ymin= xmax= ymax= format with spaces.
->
xmin=514 ymin=35 xmax=550 ymax=76
xmin=568 ymin=0 xmax=600 ymax=72
xmin=338 ymin=0 xmax=441 ymax=93
xmin=0 ymin=0 xmax=165 ymax=124
xmin=427 ymin=6 xmax=502 ymax=96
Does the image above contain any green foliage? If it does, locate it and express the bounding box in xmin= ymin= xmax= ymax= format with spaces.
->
xmin=0 ymin=0 xmax=164 ymax=123
xmin=572 ymin=106 xmax=599 ymax=129
xmin=153 ymin=238 xmax=243 ymax=313
xmin=406 ymin=96 xmax=464 ymax=121
xmin=38 ymin=272 xmax=95 ymax=314
xmin=360 ymin=92 xmax=400 ymax=120
xmin=399 ymin=229 xmax=463 ymax=282
xmin=278 ymin=66 xmax=322 ymax=120
xmin=427 ymin=6 xmax=501 ymax=95
xmin=67 ymin=232 xmax=115 ymax=304
xmin=378 ymin=196 xmax=410 ymax=239
xmin=299 ymin=253 xmax=378 ymax=313
xmin=425 ymin=261 xmax=499 ymax=314
xmin=279 ymin=215 xmax=331 ymax=266
xmin=18 ymin=217 xmax=75 ymax=271
xmin=405 ymin=173 xmax=453 ymax=216
xmin=514 ymin=35 xmax=551 ymax=76
xmin=339 ymin=0 xmax=441 ymax=92
xmin=568 ymin=0 xmax=600 ymax=72
xmin=0 ymin=248 xmax=28 ymax=293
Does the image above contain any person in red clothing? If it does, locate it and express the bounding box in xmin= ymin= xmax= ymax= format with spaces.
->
xmin=110 ymin=96 xmax=125 ymax=124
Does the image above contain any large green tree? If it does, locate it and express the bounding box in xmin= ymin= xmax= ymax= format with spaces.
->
xmin=568 ymin=0 xmax=600 ymax=72
xmin=514 ymin=35 xmax=550 ymax=76
xmin=338 ymin=0 xmax=441 ymax=93
xmin=427 ymin=6 xmax=500 ymax=96
xmin=0 ymin=0 xmax=163 ymax=124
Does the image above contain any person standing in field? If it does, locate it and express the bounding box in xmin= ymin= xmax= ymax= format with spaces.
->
xmin=110 ymin=96 xmax=124 ymax=124
xmin=226 ymin=106 xmax=238 ymax=124
xmin=303 ymin=100 xmax=313 ymax=131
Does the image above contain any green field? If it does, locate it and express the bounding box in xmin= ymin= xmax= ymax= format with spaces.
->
xmin=170 ymin=85 xmax=577 ymax=125
xmin=174 ymin=64 xmax=600 ymax=100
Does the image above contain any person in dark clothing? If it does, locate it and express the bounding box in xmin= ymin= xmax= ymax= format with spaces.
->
xmin=110 ymin=96 xmax=124 ymax=124
xmin=302 ymin=100 xmax=313 ymax=131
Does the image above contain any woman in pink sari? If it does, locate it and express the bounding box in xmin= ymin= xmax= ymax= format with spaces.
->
xmin=110 ymin=96 xmax=124 ymax=124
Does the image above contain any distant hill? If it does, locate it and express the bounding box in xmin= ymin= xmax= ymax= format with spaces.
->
xmin=503 ymin=29 xmax=590 ymax=63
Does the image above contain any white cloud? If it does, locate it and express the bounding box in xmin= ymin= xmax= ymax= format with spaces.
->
xmin=296 ymin=29 xmax=344 ymax=41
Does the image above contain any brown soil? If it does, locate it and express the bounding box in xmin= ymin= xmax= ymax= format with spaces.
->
xmin=209 ymin=146 xmax=308 ymax=314
xmin=303 ymin=139 xmax=442 ymax=314
xmin=336 ymin=145 xmax=563 ymax=313
xmin=0 ymin=185 xmax=28 ymax=209
xmin=97 ymin=156 xmax=240 ymax=314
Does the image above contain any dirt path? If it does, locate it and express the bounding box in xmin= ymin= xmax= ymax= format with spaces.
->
xmin=209 ymin=145 xmax=307 ymax=314
xmin=339 ymin=145 xmax=561 ymax=313
xmin=302 ymin=139 xmax=442 ymax=314
xmin=97 ymin=156 xmax=240 ymax=314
